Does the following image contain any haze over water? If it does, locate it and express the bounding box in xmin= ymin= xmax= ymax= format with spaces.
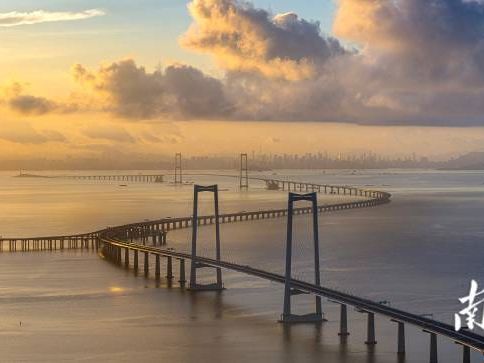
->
xmin=0 ymin=170 xmax=483 ymax=362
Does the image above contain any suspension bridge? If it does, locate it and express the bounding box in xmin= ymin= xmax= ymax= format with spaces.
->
xmin=3 ymin=154 xmax=483 ymax=362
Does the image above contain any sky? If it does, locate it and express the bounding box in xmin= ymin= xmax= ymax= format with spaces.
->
xmin=2 ymin=0 xmax=484 ymax=163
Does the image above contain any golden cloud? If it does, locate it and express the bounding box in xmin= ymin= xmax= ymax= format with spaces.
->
xmin=181 ymin=0 xmax=346 ymax=80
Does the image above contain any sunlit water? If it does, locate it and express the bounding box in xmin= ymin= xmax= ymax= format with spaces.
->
xmin=0 ymin=169 xmax=483 ymax=362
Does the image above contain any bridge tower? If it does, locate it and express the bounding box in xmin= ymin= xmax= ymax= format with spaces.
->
xmin=174 ymin=153 xmax=182 ymax=184
xmin=239 ymin=153 xmax=249 ymax=189
xmin=280 ymin=192 xmax=324 ymax=323
xmin=189 ymin=184 xmax=224 ymax=291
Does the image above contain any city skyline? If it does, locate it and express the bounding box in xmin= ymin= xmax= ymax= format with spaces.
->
xmin=4 ymin=149 xmax=481 ymax=171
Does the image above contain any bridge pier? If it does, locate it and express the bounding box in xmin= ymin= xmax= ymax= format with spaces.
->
xmin=124 ymin=248 xmax=129 ymax=268
xmin=144 ymin=252 xmax=149 ymax=277
xmin=391 ymin=320 xmax=405 ymax=354
xmin=166 ymin=256 xmax=173 ymax=280
xmin=134 ymin=250 xmax=139 ymax=272
xmin=424 ymin=330 xmax=438 ymax=363
xmin=364 ymin=312 xmax=377 ymax=345
xmin=179 ymin=259 xmax=186 ymax=286
xmin=462 ymin=346 xmax=470 ymax=363
xmin=155 ymin=255 xmax=161 ymax=280
xmin=338 ymin=304 xmax=349 ymax=336
xmin=430 ymin=333 xmax=438 ymax=363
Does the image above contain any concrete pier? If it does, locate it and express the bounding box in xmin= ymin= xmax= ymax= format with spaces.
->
xmin=144 ymin=252 xmax=149 ymax=277
xmin=155 ymin=255 xmax=161 ymax=280
xmin=179 ymin=259 xmax=186 ymax=286
xmin=166 ymin=256 xmax=173 ymax=280
xmin=338 ymin=304 xmax=349 ymax=336
xmin=391 ymin=320 xmax=406 ymax=354
xmin=365 ymin=312 xmax=377 ymax=345
xmin=124 ymin=248 xmax=129 ymax=268
xmin=424 ymin=330 xmax=438 ymax=363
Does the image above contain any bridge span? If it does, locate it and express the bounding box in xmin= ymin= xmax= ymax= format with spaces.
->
xmin=101 ymin=237 xmax=484 ymax=358
xmin=62 ymin=174 xmax=164 ymax=183
xmin=168 ymin=172 xmax=388 ymax=198
xmin=15 ymin=170 xmax=388 ymax=200
xmin=0 ymin=176 xmax=389 ymax=252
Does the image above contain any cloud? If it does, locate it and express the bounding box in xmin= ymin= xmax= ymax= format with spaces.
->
xmin=335 ymin=0 xmax=484 ymax=54
xmin=8 ymin=0 xmax=484 ymax=127
xmin=181 ymin=0 xmax=347 ymax=80
xmin=0 ymin=122 xmax=66 ymax=144
xmin=0 ymin=9 xmax=105 ymax=27
xmin=9 ymin=95 xmax=57 ymax=115
xmin=72 ymin=60 xmax=233 ymax=120
xmin=1 ymin=83 xmax=78 ymax=116
xmin=328 ymin=0 xmax=484 ymax=125
xmin=181 ymin=0 xmax=484 ymax=125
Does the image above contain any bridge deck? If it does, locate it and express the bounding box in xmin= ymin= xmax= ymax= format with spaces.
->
xmin=0 ymin=192 xmax=388 ymax=247
xmin=104 ymin=238 xmax=484 ymax=354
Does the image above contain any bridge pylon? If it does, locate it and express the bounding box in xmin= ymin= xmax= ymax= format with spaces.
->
xmin=239 ymin=153 xmax=249 ymax=189
xmin=188 ymin=184 xmax=224 ymax=291
xmin=175 ymin=153 xmax=182 ymax=184
xmin=280 ymin=192 xmax=324 ymax=323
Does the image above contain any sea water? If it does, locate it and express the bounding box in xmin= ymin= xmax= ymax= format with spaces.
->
xmin=0 ymin=169 xmax=483 ymax=362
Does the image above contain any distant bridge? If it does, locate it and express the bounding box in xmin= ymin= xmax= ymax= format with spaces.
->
xmin=58 ymin=174 xmax=164 ymax=183
xmin=15 ymin=171 xmax=386 ymax=199
xmin=170 ymin=172 xmax=387 ymax=197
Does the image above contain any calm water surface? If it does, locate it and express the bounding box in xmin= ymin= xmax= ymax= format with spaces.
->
xmin=0 ymin=170 xmax=483 ymax=362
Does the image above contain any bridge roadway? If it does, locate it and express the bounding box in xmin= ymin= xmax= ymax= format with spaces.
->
xmin=169 ymin=172 xmax=386 ymax=197
xmin=102 ymin=237 xmax=484 ymax=355
xmin=28 ymin=171 xmax=387 ymax=198
xmin=59 ymin=174 xmax=164 ymax=183
xmin=0 ymin=198 xmax=386 ymax=252
xmin=0 ymin=177 xmax=390 ymax=252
